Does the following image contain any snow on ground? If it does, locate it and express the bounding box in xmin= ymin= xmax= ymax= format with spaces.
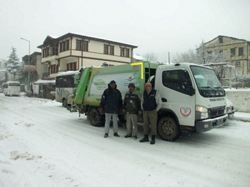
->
xmin=0 ymin=93 xmax=250 ymax=187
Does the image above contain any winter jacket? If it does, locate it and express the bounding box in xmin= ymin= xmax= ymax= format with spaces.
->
xmin=142 ymin=89 xmax=162 ymax=111
xmin=124 ymin=89 xmax=141 ymax=114
xmin=100 ymin=84 xmax=122 ymax=114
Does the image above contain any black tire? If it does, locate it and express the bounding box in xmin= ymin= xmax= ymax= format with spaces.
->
xmin=157 ymin=116 xmax=181 ymax=141
xmin=89 ymin=107 xmax=102 ymax=127
xmin=62 ymin=99 xmax=67 ymax=107
xmin=118 ymin=114 xmax=126 ymax=123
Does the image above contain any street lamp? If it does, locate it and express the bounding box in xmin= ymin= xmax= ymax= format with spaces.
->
xmin=20 ymin=37 xmax=30 ymax=92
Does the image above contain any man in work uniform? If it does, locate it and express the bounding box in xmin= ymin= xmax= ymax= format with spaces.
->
xmin=140 ymin=82 xmax=162 ymax=144
xmin=99 ymin=80 xmax=123 ymax=138
xmin=123 ymin=83 xmax=141 ymax=140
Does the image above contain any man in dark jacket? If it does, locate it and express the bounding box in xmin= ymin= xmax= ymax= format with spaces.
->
xmin=99 ymin=80 xmax=123 ymax=138
xmin=123 ymin=83 xmax=141 ymax=140
xmin=140 ymin=82 xmax=162 ymax=144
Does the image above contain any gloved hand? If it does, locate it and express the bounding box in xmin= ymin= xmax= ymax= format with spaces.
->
xmin=119 ymin=108 xmax=123 ymax=114
xmin=138 ymin=110 xmax=143 ymax=115
xmin=99 ymin=108 xmax=103 ymax=113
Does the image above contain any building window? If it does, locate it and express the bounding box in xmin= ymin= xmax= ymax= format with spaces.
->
xmin=60 ymin=42 xmax=64 ymax=52
xmin=110 ymin=45 xmax=114 ymax=55
xmin=51 ymin=64 xmax=58 ymax=74
xmin=235 ymin=61 xmax=241 ymax=68
xmin=76 ymin=40 xmax=88 ymax=51
xmin=238 ymin=47 xmax=243 ymax=56
xmin=60 ymin=40 xmax=69 ymax=52
xmin=43 ymin=47 xmax=49 ymax=57
xmin=67 ymin=62 xmax=77 ymax=71
xmin=104 ymin=44 xmax=109 ymax=54
xmin=66 ymin=40 xmax=69 ymax=50
xmin=120 ymin=48 xmax=125 ymax=57
xmin=219 ymin=37 xmax=223 ymax=43
xmin=104 ymin=45 xmax=114 ymax=55
xmin=125 ymin=49 xmax=130 ymax=57
xmin=83 ymin=41 xmax=88 ymax=51
xmin=76 ymin=40 xmax=81 ymax=50
xmin=231 ymin=48 xmax=236 ymax=57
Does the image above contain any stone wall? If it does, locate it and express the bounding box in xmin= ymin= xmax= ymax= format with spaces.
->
xmin=226 ymin=89 xmax=250 ymax=112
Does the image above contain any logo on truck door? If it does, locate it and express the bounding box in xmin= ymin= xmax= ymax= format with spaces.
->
xmin=180 ymin=106 xmax=191 ymax=117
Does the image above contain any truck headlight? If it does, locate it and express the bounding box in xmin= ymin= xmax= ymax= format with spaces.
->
xmin=196 ymin=105 xmax=208 ymax=119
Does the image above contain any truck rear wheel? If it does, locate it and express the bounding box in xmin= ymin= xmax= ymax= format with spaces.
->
xmin=157 ymin=116 xmax=181 ymax=141
xmin=89 ymin=107 xmax=102 ymax=127
xmin=62 ymin=99 xmax=67 ymax=107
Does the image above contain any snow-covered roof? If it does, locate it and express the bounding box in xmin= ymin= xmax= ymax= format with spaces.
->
xmin=133 ymin=54 xmax=144 ymax=60
xmin=34 ymin=79 xmax=55 ymax=85
xmin=56 ymin=70 xmax=79 ymax=77
xmin=39 ymin=33 xmax=138 ymax=48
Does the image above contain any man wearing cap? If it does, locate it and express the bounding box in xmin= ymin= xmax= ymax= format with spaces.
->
xmin=123 ymin=83 xmax=141 ymax=140
xmin=100 ymin=80 xmax=123 ymax=138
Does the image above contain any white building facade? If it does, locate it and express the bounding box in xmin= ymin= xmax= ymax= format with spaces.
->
xmin=38 ymin=33 xmax=137 ymax=78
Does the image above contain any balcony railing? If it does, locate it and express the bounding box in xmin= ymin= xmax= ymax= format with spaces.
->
xmin=24 ymin=65 xmax=36 ymax=72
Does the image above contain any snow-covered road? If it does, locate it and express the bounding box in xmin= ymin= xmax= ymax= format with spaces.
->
xmin=0 ymin=94 xmax=250 ymax=187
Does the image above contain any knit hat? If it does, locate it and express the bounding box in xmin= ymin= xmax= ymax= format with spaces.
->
xmin=128 ymin=83 xmax=135 ymax=88
xmin=110 ymin=80 xmax=116 ymax=84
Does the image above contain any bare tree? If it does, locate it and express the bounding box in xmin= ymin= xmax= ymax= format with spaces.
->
xmin=173 ymin=41 xmax=249 ymax=88
xmin=173 ymin=49 xmax=199 ymax=63
xmin=174 ymin=41 xmax=229 ymax=65
xmin=143 ymin=53 xmax=158 ymax=62
xmin=196 ymin=41 xmax=229 ymax=64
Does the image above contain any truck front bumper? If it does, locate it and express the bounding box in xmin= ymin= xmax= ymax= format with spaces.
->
xmin=228 ymin=112 xmax=234 ymax=120
xmin=196 ymin=114 xmax=227 ymax=133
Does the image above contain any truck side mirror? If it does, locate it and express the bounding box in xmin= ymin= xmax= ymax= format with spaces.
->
xmin=188 ymin=87 xmax=195 ymax=96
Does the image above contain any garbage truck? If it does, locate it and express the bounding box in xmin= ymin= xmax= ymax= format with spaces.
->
xmin=68 ymin=61 xmax=227 ymax=141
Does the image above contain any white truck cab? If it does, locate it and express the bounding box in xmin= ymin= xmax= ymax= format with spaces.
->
xmin=154 ymin=63 xmax=227 ymax=140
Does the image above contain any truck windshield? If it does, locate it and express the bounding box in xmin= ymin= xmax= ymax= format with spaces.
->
xmin=190 ymin=65 xmax=225 ymax=97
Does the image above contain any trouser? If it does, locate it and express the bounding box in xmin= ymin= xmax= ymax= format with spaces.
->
xmin=126 ymin=114 xmax=138 ymax=136
xmin=143 ymin=110 xmax=158 ymax=135
xmin=105 ymin=113 xmax=118 ymax=134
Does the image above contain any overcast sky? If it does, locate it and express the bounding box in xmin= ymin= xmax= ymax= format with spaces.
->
xmin=1 ymin=0 xmax=250 ymax=62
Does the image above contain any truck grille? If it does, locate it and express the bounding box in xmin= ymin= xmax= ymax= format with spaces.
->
xmin=208 ymin=106 xmax=225 ymax=118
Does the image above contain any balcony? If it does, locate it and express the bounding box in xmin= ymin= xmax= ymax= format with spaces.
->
xmin=41 ymin=55 xmax=58 ymax=63
xmin=24 ymin=65 xmax=36 ymax=72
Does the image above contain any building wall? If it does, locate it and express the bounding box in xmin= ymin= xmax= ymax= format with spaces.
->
xmin=226 ymin=90 xmax=250 ymax=112
xmin=201 ymin=36 xmax=250 ymax=76
xmin=35 ymin=54 xmax=47 ymax=79
xmin=40 ymin=34 xmax=136 ymax=78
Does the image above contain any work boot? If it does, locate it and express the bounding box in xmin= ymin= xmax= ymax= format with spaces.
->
xmin=104 ymin=133 xmax=108 ymax=138
xmin=140 ymin=135 xmax=149 ymax=142
xmin=124 ymin=134 xmax=132 ymax=138
xmin=114 ymin=133 xmax=120 ymax=137
xmin=150 ymin=135 xmax=155 ymax=145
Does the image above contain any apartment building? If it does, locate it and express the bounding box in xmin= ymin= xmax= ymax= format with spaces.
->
xmin=197 ymin=35 xmax=250 ymax=76
xmin=22 ymin=52 xmax=48 ymax=81
xmin=37 ymin=33 xmax=137 ymax=78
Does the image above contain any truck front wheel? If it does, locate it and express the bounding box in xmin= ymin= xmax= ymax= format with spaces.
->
xmin=157 ymin=116 xmax=181 ymax=141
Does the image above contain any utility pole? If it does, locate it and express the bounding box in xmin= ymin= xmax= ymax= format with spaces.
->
xmin=81 ymin=37 xmax=84 ymax=67
xmin=20 ymin=38 xmax=30 ymax=92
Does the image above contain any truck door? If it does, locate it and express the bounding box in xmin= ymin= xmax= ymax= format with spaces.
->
xmin=158 ymin=68 xmax=196 ymax=127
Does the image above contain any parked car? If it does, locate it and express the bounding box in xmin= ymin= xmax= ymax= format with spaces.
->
xmin=226 ymin=98 xmax=234 ymax=119
xmin=0 ymin=87 xmax=3 ymax=93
